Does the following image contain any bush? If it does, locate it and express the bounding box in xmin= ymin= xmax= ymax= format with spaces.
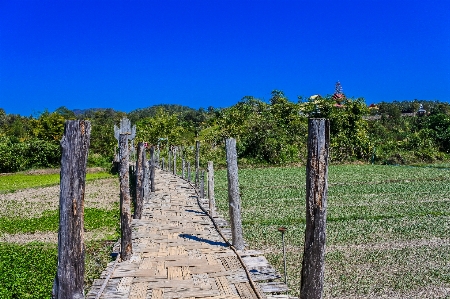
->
xmin=0 ymin=137 xmax=60 ymax=173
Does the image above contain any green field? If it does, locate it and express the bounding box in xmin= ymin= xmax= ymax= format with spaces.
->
xmin=0 ymin=172 xmax=119 ymax=298
xmin=215 ymin=165 xmax=450 ymax=298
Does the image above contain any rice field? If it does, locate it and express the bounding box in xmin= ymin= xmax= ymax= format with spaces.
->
xmin=214 ymin=164 xmax=450 ymax=298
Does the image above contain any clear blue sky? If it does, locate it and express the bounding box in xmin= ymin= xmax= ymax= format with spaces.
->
xmin=1 ymin=0 xmax=449 ymax=116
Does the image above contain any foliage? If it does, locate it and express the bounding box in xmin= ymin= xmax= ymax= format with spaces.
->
xmin=135 ymin=107 xmax=191 ymax=147
xmin=2 ymin=94 xmax=450 ymax=171
xmin=299 ymin=95 xmax=371 ymax=161
xmin=0 ymin=242 xmax=57 ymax=299
xmin=0 ymin=137 xmax=61 ymax=172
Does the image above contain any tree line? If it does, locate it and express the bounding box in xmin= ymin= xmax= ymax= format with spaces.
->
xmin=1 ymin=91 xmax=450 ymax=173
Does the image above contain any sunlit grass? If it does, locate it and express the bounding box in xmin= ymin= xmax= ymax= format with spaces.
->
xmin=215 ymin=164 xmax=450 ymax=297
xmin=0 ymin=172 xmax=114 ymax=193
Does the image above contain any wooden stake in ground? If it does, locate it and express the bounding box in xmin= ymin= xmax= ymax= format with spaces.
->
xmin=134 ymin=142 xmax=145 ymax=219
xmin=207 ymin=161 xmax=216 ymax=217
xmin=195 ymin=140 xmax=200 ymax=186
xmin=182 ymin=159 xmax=185 ymax=179
xmin=225 ymin=138 xmax=244 ymax=250
xmin=53 ymin=120 xmax=91 ymax=299
xmin=300 ymin=118 xmax=330 ymax=299
xmin=119 ymin=134 xmax=132 ymax=261
xmin=150 ymin=145 xmax=156 ymax=192
xmin=187 ymin=161 xmax=191 ymax=182
xmin=173 ymin=146 xmax=177 ymax=175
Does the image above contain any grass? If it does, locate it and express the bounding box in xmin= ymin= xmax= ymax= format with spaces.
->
xmin=0 ymin=171 xmax=119 ymax=298
xmin=214 ymin=164 xmax=450 ymax=298
xmin=0 ymin=172 xmax=114 ymax=193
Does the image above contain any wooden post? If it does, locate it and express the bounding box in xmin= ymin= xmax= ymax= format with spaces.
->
xmin=300 ymin=118 xmax=330 ymax=299
xmin=207 ymin=161 xmax=216 ymax=217
xmin=129 ymin=164 xmax=136 ymax=215
xmin=173 ymin=147 xmax=177 ymax=175
xmin=187 ymin=162 xmax=191 ymax=182
xmin=200 ymin=170 xmax=205 ymax=198
xmin=225 ymin=138 xmax=244 ymax=250
xmin=168 ymin=151 xmax=172 ymax=173
xmin=150 ymin=146 xmax=156 ymax=192
xmin=182 ymin=159 xmax=185 ymax=179
xmin=134 ymin=142 xmax=145 ymax=219
xmin=195 ymin=140 xmax=200 ymax=186
xmin=119 ymin=134 xmax=132 ymax=261
xmin=53 ymin=120 xmax=91 ymax=299
xmin=161 ymin=158 xmax=165 ymax=171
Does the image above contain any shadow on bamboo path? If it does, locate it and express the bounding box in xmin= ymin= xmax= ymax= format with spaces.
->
xmin=87 ymin=169 xmax=294 ymax=299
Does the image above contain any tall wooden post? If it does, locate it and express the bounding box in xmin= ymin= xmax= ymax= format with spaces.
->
xmin=119 ymin=134 xmax=132 ymax=261
xmin=207 ymin=161 xmax=216 ymax=217
xmin=200 ymin=170 xmax=205 ymax=198
xmin=168 ymin=151 xmax=172 ymax=173
xmin=182 ymin=159 xmax=185 ymax=179
xmin=225 ymin=138 xmax=244 ymax=250
xmin=187 ymin=162 xmax=191 ymax=182
xmin=134 ymin=142 xmax=145 ymax=219
xmin=173 ymin=147 xmax=177 ymax=175
xmin=53 ymin=120 xmax=91 ymax=299
xmin=195 ymin=140 xmax=200 ymax=186
xmin=161 ymin=158 xmax=165 ymax=171
xmin=150 ymin=146 xmax=156 ymax=192
xmin=300 ymin=118 xmax=330 ymax=299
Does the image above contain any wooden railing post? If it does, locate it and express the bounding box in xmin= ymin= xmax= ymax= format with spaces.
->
xmin=168 ymin=151 xmax=172 ymax=173
xmin=119 ymin=134 xmax=132 ymax=261
xmin=150 ymin=145 xmax=156 ymax=192
xmin=134 ymin=142 xmax=145 ymax=219
xmin=200 ymin=170 xmax=205 ymax=198
xmin=300 ymin=118 xmax=330 ymax=299
xmin=195 ymin=140 xmax=200 ymax=186
xmin=173 ymin=147 xmax=177 ymax=175
xmin=207 ymin=161 xmax=216 ymax=217
xmin=182 ymin=159 xmax=185 ymax=179
xmin=225 ymin=138 xmax=244 ymax=250
xmin=53 ymin=120 xmax=91 ymax=299
xmin=187 ymin=161 xmax=191 ymax=182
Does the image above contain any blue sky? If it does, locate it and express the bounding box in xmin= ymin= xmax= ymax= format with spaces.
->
xmin=1 ymin=0 xmax=449 ymax=116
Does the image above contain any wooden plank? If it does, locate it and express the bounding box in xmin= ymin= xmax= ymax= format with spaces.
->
xmin=259 ymin=282 xmax=289 ymax=293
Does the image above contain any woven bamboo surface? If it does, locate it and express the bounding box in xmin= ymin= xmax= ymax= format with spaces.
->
xmin=87 ymin=169 xmax=292 ymax=299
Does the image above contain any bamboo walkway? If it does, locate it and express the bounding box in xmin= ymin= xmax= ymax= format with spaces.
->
xmin=87 ymin=169 xmax=293 ymax=299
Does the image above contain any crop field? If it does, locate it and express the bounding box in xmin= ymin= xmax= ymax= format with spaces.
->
xmin=0 ymin=171 xmax=119 ymax=298
xmin=214 ymin=165 xmax=450 ymax=298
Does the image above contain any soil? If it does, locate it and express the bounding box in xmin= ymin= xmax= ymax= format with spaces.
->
xmin=0 ymin=177 xmax=120 ymax=243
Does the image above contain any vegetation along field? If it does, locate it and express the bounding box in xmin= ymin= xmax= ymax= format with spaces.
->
xmin=214 ymin=164 xmax=450 ymax=298
xmin=0 ymin=171 xmax=119 ymax=298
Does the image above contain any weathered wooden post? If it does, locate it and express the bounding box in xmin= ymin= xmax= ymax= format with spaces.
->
xmin=161 ymin=158 xmax=165 ymax=171
xmin=200 ymin=170 xmax=205 ymax=198
xmin=187 ymin=161 xmax=191 ymax=182
xmin=168 ymin=150 xmax=172 ymax=173
xmin=134 ymin=142 xmax=145 ymax=219
xmin=53 ymin=120 xmax=91 ymax=299
xmin=119 ymin=134 xmax=132 ymax=261
xmin=195 ymin=140 xmax=200 ymax=186
xmin=129 ymin=164 xmax=136 ymax=213
xmin=207 ymin=161 xmax=216 ymax=217
xmin=182 ymin=159 xmax=185 ymax=179
xmin=300 ymin=118 xmax=330 ymax=299
xmin=225 ymin=138 xmax=244 ymax=250
xmin=150 ymin=146 xmax=156 ymax=192
xmin=173 ymin=146 xmax=177 ymax=175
